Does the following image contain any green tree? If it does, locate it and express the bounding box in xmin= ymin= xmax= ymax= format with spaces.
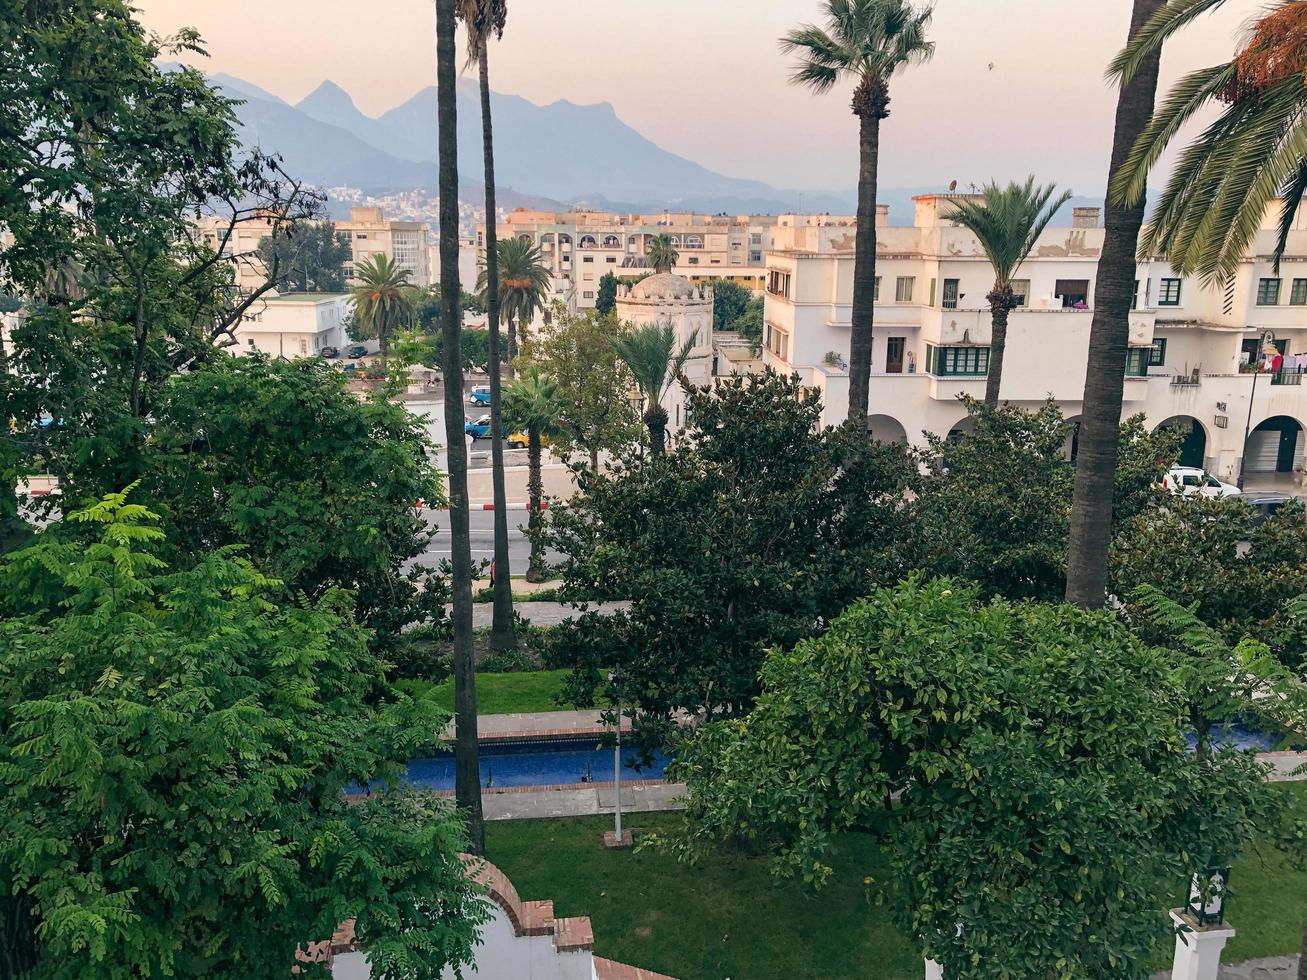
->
xmin=349 ymin=253 xmax=419 ymax=364
xmin=781 ymin=0 xmax=934 ymax=424
xmin=946 ymin=177 xmax=1071 ymax=408
xmin=142 ymin=355 xmax=447 ymax=663
xmin=1111 ymin=1 xmax=1307 ymax=283
xmin=669 ymin=577 xmax=1272 ymax=979
xmin=733 ymin=295 xmax=765 ymax=352
xmin=456 ymin=0 xmax=516 ymax=652
xmin=435 ymin=0 xmax=485 ymax=853
xmin=0 ymin=491 xmax=487 ymax=978
xmin=706 ymin=277 xmax=753 ymax=331
xmin=1065 ymin=0 xmax=1167 ymax=608
xmin=540 ymin=371 xmax=917 ymax=729
xmin=481 ymin=237 xmax=550 ymax=372
xmin=645 ymin=233 xmax=679 ymax=273
xmin=520 ymin=309 xmax=640 ymax=470
xmin=503 ymin=367 xmax=566 ymax=581
xmin=255 ymin=222 xmax=352 ymax=293
xmin=595 ymin=270 xmax=619 ymax=314
xmin=609 ymin=322 xmax=696 ymax=456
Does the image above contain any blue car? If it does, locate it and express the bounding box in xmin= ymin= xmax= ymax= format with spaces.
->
xmin=469 ymin=385 xmax=492 ymax=407
xmin=464 ymin=414 xmax=509 ymax=441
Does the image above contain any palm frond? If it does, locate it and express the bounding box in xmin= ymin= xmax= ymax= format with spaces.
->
xmin=1109 ymin=0 xmax=1234 ymax=85
xmin=1273 ymin=161 xmax=1307 ymax=273
xmin=947 ymin=177 xmax=1071 ymax=285
xmin=781 ymin=0 xmax=933 ymax=92
xmin=609 ymin=322 xmax=697 ymax=405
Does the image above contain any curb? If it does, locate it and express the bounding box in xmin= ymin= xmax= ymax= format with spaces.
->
xmin=421 ymin=501 xmax=553 ymax=512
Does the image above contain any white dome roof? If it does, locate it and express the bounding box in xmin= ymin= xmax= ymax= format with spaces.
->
xmin=625 ymin=272 xmax=700 ymax=302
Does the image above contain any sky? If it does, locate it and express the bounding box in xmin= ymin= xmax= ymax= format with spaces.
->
xmin=133 ymin=0 xmax=1264 ymax=195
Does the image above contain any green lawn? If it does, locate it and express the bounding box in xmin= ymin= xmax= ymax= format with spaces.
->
xmin=397 ymin=669 xmax=571 ymax=715
xmin=484 ymin=786 xmax=1307 ymax=980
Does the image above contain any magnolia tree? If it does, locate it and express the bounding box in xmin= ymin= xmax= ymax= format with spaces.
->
xmin=666 ymin=578 xmax=1274 ymax=978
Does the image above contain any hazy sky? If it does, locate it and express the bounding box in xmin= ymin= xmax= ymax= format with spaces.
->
xmin=134 ymin=0 xmax=1262 ymax=194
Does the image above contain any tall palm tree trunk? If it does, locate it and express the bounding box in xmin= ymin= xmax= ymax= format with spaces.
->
xmin=526 ymin=427 xmax=546 ymax=582
xmin=646 ymin=405 xmax=668 ymax=457
xmin=847 ymin=78 xmax=885 ymax=426
xmin=506 ymin=312 xmax=518 ymax=379
xmin=477 ymin=42 xmax=516 ymax=652
xmin=984 ymin=286 xmax=1014 ymax=408
xmin=1065 ymin=0 xmax=1165 ymax=608
xmin=435 ymin=0 xmax=484 ymax=854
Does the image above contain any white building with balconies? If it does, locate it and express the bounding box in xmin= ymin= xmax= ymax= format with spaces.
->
xmin=762 ymin=195 xmax=1307 ymax=486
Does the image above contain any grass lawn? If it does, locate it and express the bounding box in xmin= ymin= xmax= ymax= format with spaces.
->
xmin=484 ymin=785 xmax=1307 ymax=980
xmin=397 ymin=669 xmax=571 ymax=715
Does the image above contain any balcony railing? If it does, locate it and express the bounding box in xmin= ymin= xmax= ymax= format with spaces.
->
xmin=1272 ymin=371 xmax=1304 ymax=386
xmin=1170 ymin=374 xmax=1201 ymax=387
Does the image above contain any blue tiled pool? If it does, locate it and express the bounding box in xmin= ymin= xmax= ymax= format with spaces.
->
xmin=401 ymin=736 xmax=670 ymax=791
xmin=1185 ymin=721 xmax=1280 ymax=753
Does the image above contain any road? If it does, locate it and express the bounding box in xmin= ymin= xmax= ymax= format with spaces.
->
xmin=412 ymin=507 xmax=562 ymax=573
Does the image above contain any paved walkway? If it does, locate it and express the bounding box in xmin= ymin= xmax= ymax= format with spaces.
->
xmin=482 ymin=781 xmax=685 ymax=821
xmin=1153 ymin=955 xmax=1297 ymax=979
xmin=470 ymin=600 xmax=630 ymax=628
xmin=476 ymin=709 xmax=625 ymax=739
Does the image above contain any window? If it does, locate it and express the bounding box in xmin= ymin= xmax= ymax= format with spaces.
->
xmin=942 ymin=279 xmax=960 ymax=309
xmin=1125 ymin=349 xmax=1149 ymax=376
xmin=750 ymin=251 xmax=762 ymax=262
xmin=1292 ymin=279 xmax=1307 ymax=305
xmin=1158 ymin=278 xmax=1182 ymax=305
xmin=874 ymin=276 xmax=881 ymax=301
xmin=355 ymin=233 xmax=368 ymax=240
xmin=765 ymin=323 xmax=790 ymax=361
xmin=766 ymin=270 xmax=791 ymax=298
xmin=1257 ymin=277 xmax=1282 ymax=305
xmin=1149 ymin=338 xmax=1167 ymax=366
xmin=1131 ymin=280 xmax=1139 ymax=310
xmin=582 ymin=290 xmax=594 ymax=299
xmin=895 ymin=276 xmax=915 ymax=303
xmin=1056 ymin=279 xmax=1090 ymax=308
xmin=582 ymin=256 xmax=594 ymax=263
xmin=1010 ymin=279 xmax=1030 ymax=307
xmin=926 ymin=344 xmax=989 ymax=376
xmin=750 ymin=233 xmax=762 ymax=245
xmin=606 ymin=256 xmax=617 ymax=264
xmin=688 ymin=257 xmax=699 ymax=265
xmin=885 ymin=336 xmax=905 ymax=373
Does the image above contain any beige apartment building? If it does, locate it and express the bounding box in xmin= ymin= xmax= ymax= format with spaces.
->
xmin=760 ymin=196 xmax=1307 ymax=485
xmin=478 ymin=210 xmax=853 ymax=310
xmin=196 ymin=207 xmax=431 ymax=292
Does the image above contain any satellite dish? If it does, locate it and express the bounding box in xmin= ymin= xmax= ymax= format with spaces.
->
xmin=948 ymin=179 xmax=958 ymax=192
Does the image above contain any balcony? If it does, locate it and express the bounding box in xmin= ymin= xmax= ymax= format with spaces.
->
xmin=1272 ymin=371 xmax=1304 ymax=386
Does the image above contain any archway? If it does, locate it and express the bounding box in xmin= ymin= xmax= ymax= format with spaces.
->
xmin=867 ymin=414 xmax=908 ymax=445
xmin=946 ymin=416 xmax=977 ymax=444
xmin=1063 ymin=415 xmax=1082 ymax=462
xmin=1157 ymin=415 xmax=1207 ymax=468
xmin=1247 ymin=415 xmax=1305 ymax=473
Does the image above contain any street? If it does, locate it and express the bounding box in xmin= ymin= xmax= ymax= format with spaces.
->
xmin=413 ymin=507 xmax=562 ymax=574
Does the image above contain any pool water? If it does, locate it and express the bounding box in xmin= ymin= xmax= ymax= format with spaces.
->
xmin=401 ymin=736 xmax=670 ymax=791
xmin=1185 ymin=722 xmax=1280 ymax=753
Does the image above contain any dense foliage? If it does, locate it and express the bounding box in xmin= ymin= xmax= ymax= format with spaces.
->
xmin=0 ymin=493 xmax=486 ymax=978
xmin=540 ymin=370 xmax=916 ymax=727
xmin=668 ymin=577 xmax=1274 ymax=979
xmin=255 ymin=222 xmax=352 ymax=293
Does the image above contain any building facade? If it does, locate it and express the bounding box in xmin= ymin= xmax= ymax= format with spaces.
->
xmin=478 ymin=210 xmax=855 ymax=311
xmin=230 ymin=293 xmax=351 ymax=358
xmin=761 ymin=195 xmax=1307 ymax=484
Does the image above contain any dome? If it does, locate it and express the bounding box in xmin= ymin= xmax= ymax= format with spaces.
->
xmin=625 ymin=272 xmax=702 ymax=302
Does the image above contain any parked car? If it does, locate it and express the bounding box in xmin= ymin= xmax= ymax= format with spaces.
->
xmin=469 ymin=385 xmax=492 ymax=406
xmin=506 ymin=431 xmax=552 ymax=450
xmin=465 ymin=414 xmax=500 ymax=441
xmin=342 ymin=362 xmax=357 ymax=373
xmin=1163 ymin=466 xmax=1241 ymax=498
xmin=346 ymin=344 xmax=368 ymax=359
xmin=319 ymin=346 xmax=339 ymax=359
xmin=1243 ymin=490 xmax=1296 ymax=526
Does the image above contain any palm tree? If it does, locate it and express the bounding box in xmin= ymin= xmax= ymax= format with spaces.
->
xmin=483 ymin=237 xmax=549 ymax=375
xmin=1064 ymin=0 xmax=1167 ymax=610
xmin=502 ymin=367 xmax=564 ymax=581
xmin=348 ymin=253 xmax=417 ymax=364
xmin=457 ymin=0 xmax=516 ymax=653
xmin=610 ymin=322 xmax=696 ymax=457
xmin=645 ymin=233 xmax=679 ymax=274
xmin=947 ymin=178 xmax=1071 ymax=408
xmin=781 ymin=0 xmax=934 ymax=425
xmin=434 ymin=0 xmax=484 ymax=854
xmin=1110 ymin=0 xmax=1307 ymax=283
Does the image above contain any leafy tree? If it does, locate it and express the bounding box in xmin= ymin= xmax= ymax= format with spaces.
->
xmin=0 ymin=491 xmax=487 ymax=978
xmin=255 ymin=222 xmax=352 ymax=293
xmin=434 ymin=0 xmax=485 ymax=854
xmin=945 ymin=177 xmax=1071 ymax=407
xmin=610 ymin=322 xmax=696 ymax=456
xmin=707 ymin=278 xmax=753 ymax=331
xmin=539 ymin=371 xmax=917 ymax=729
xmin=142 ymin=355 xmax=447 ymax=663
xmin=481 ymin=237 xmax=549 ymax=371
xmin=781 ymin=0 xmax=934 ymax=424
xmin=1112 ymin=0 xmax=1307 ymax=282
xmin=668 ymin=577 xmax=1273 ymax=979
xmin=645 ymin=233 xmax=679 ymax=273
xmin=1112 ymin=494 xmax=1307 ymax=668
xmin=349 ymin=253 xmax=419 ymax=363
xmin=416 ymin=296 xmax=493 ymax=370
xmin=520 ymin=309 xmax=640 ymax=470
xmin=733 ymin=295 xmax=764 ymax=352
xmin=1065 ymin=0 xmax=1167 ymax=608
xmin=503 ymin=367 xmax=566 ymax=581
xmin=595 ymin=271 xmax=620 ymax=315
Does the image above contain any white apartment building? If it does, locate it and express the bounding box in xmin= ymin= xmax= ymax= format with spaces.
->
xmin=479 ymin=210 xmax=837 ymax=310
xmin=196 ymin=207 xmax=431 ymax=292
xmin=762 ymin=195 xmax=1307 ymax=484
xmin=230 ymin=292 xmax=351 ymax=359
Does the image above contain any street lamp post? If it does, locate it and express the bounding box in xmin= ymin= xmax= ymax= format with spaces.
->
xmin=1237 ymin=368 xmax=1261 ymax=491
xmin=604 ymin=669 xmax=632 ymax=849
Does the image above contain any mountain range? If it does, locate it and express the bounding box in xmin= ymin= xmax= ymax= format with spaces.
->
xmin=205 ymin=72 xmax=860 ymax=214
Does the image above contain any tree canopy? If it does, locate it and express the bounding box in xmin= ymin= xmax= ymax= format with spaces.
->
xmin=255 ymin=222 xmax=352 ymax=293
